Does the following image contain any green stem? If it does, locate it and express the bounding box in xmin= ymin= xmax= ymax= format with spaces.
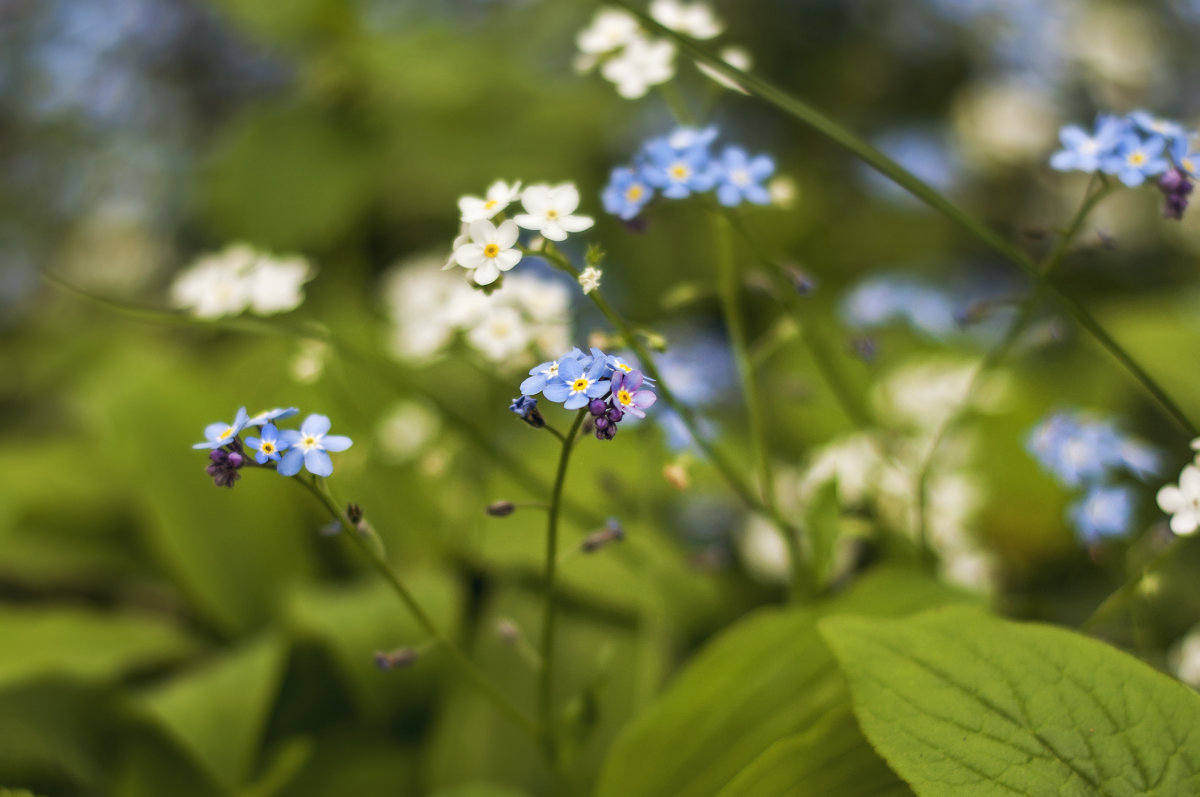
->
xmin=538 ymin=409 xmax=587 ymax=765
xmin=712 ymin=215 xmax=807 ymax=600
xmin=291 ymin=476 xmax=540 ymax=739
xmin=1081 ymin=538 xmax=1183 ymax=633
xmin=599 ymin=0 xmax=1197 ymax=438
xmin=914 ymin=177 xmax=1114 ymax=555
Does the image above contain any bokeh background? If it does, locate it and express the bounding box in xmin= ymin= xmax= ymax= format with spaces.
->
xmin=7 ymin=0 xmax=1200 ymax=794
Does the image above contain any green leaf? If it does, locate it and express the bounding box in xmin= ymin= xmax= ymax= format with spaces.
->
xmin=715 ymin=710 xmax=913 ymax=797
xmin=820 ymin=606 xmax=1200 ymax=796
xmin=137 ymin=635 xmax=287 ymax=792
xmin=0 ymin=606 xmax=196 ymax=689
xmin=593 ymin=567 xmax=977 ymax=797
xmin=428 ymin=785 xmax=531 ymax=797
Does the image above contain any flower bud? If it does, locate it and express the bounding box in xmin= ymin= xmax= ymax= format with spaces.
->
xmin=374 ymin=648 xmax=419 ymax=670
xmin=486 ymin=500 xmax=517 ymax=517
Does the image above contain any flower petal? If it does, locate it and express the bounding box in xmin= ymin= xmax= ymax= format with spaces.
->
xmin=322 ymin=435 xmax=352 ymax=452
xmin=494 ymin=219 xmax=520 ymax=248
xmin=278 ymin=449 xmax=304 ymax=476
xmin=302 ymin=414 xmax=332 ymax=437
xmin=494 ymin=250 xmax=522 ymax=271
xmin=305 ymin=449 xmax=333 ymax=477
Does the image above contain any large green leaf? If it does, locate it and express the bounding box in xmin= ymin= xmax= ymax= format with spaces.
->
xmin=593 ymin=567 xmax=976 ymax=797
xmin=137 ymin=635 xmax=288 ymax=792
xmin=0 ymin=606 xmax=196 ymax=689
xmin=821 ymin=606 xmax=1200 ymax=796
xmin=715 ymin=710 xmax=914 ymax=797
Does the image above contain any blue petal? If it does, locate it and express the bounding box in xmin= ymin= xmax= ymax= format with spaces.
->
xmin=278 ymin=449 xmax=304 ymax=476
xmin=520 ymin=374 xmax=547 ymax=395
xmin=322 ymin=435 xmax=352 ymax=452
xmin=305 ymin=449 xmax=333 ymax=477
xmin=279 ymin=430 xmax=302 ymax=447
xmin=302 ymin=414 xmax=331 ymax=437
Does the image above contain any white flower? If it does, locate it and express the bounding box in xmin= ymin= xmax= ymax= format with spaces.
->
xmin=247 ymin=255 xmax=312 ymax=315
xmin=458 ymin=180 xmax=523 ymax=223
xmin=170 ymin=245 xmax=254 ymax=318
xmin=514 ymin=183 xmax=594 ymax=242
xmin=738 ymin=515 xmax=792 ymax=585
xmin=768 ymin=176 xmax=798 ymax=208
xmin=467 ymin=306 xmax=532 ymax=362
xmin=600 ymin=37 xmax=676 ymax=99
xmin=577 ymin=8 xmax=641 ymax=55
xmin=453 ymin=219 xmax=522 ymax=286
xmin=649 ymin=0 xmax=723 ymax=39
xmin=1157 ymin=464 xmax=1200 ymax=536
xmin=696 ymin=45 xmax=752 ymax=94
xmin=578 ymin=266 xmax=602 ymax=294
xmin=290 ymin=341 xmax=327 ymax=384
xmin=505 ymin=273 xmax=570 ymax=322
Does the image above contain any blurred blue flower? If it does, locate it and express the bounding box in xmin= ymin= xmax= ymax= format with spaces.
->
xmin=713 ymin=146 xmax=774 ymax=207
xmin=278 ymin=414 xmax=353 ymax=477
xmin=1128 ymin=110 xmax=1194 ymax=149
xmin=641 ymin=137 xmax=717 ymax=199
xmin=248 ymin=407 xmax=299 ymax=426
xmin=602 ymin=167 xmax=654 ymax=220
xmin=861 ymin=127 xmax=960 ymax=202
xmin=1026 ymin=410 xmax=1159 ymax=488
xmin=1069 ymin=485 xmax=1136 ymax=544
xmin=193 ymin=407 xmax=250 ymax=450
xmin=1169 ymin=137 xmax=1200 ymax=177
xmin=246 ymin=423 xmax=287 ymax=465
xmin=840 ymin=276 xmax=958 ymax=339
xmin=1049 ymin=115 xmax=1128 ymax=174
xmin=657 ymin=334 xmax=736 ymax=407
xmin=1101 ymin=133 xmax=1168 ymax=187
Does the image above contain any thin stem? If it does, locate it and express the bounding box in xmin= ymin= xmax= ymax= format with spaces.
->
xmin=289 ymin=475 xmax=540 ymax=739
xmin=1081 ymin=537 xmax=1183 ymax=633
xmin=599 ymin=0 xmax=1197 ymax=438
xmin=538 ymin=409 xmax=587 ymax=765
xmin=712 ymin=214 xmax=807 ymax=600
xmin=913 ymin=177 xmax=1114 ymax=554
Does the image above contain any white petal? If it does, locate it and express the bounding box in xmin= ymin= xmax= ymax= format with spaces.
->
xmin=513 ymin=213 xmax=544 ymax=232
xmin=1158 ymin=485 xmax=1184 ymax=513
xmin=541 ymin=222 xmax=567 ymax=241
xmin=1181 ymin=464 xmax=1200 ymax=495
xmin=468 ymin=219 xmax=495 ymax=244
xmin=495 ymin=219 xmax=520 ymax=248
xmin=521 ymin=185 xmax=552 ymax=215
xmin=455 ymin=244 xmax=486 ymax=269
xmin=473 ymin=261 xmax=500 ymax=285
xmin=494 ymin=250 xmax=522 ymax=272
xmin=556 ymin=214 xmax=594 ymax=233
xmin=1172 ymin=511 xmax=1200 ymax=536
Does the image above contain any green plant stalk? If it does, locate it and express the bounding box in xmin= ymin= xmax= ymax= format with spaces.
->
xmin=538 ymin=409 xmax=588 ymax=765
xmin=913 ymin=176 xmax=1114 ymax=555
xmin=712 ymin=214 xmax=808 ymax=600
xmin=599 ymin=0 xmax=1197 ymax=439
xmin=1081 ymin=537 xmax=1183 ymax=633
xmin=291 ymin=475 xmax=540 ymax=739
xmin=716 ymin=208 xmax=876 ymax=432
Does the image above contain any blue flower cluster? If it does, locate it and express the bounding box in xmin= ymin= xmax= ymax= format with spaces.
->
xmin=193 ymin=406 xmax=353 ymax=486
xmin=601 ymin=126 xmax=776 ymax=220
xmin=1026 ymin=410 xmax=1161 ymax=545
xmin=1050 ymin=111 xmax=1200 ymax=218
xmin=516 ymin=347 xmax=657 ymax=440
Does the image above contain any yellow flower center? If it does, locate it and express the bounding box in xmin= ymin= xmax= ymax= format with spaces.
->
xmin=1185 ymin=158 xmax=1195 ymax=173
xmin=483 ymin=243 xmax=500 ymax=258
xmin=546 ymin=209 xmax=559 ymax=219
xmin=1128 ymin=152 xmax=1147 ymax=166
xmin=669 ymin=163 xmax=691 ymax=181
xmin=618 ymin=363 xmax=632 ymax=372
xmin=261 ymin=442 xmax=275 ymax=454
xmin=303 ymin=435 xmax=318 ymax=450
xmin=626 ymin=184 xmax=644 ymax=202
xmin=731 ymin=169 xmax=750 ymax=186
xmin=571 ymin=377 xmax=590 ymax=392
xmin=219 ymin=427 xmax=234 ymax=440
xmin=484 ymin=199 xmax=498 ymax=209
xmin=617 ymin=389 xmax=633 ymax=406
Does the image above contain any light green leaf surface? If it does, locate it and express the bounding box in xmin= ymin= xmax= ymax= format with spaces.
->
xmin=593 ymin=567 xmax=976 ymax=797
xmin=715 ymin=710 xmax=914 ymax=797
xmin=137 ymin=635 xmax=287 ymax=792
xmin=821 ymin=606 xmax=1200 ymax=796
xmin=0 ymin=606 xmax=195 ymax=689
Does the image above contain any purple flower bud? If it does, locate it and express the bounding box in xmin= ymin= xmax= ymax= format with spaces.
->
xmin=606 ymin=406 xmax=624 ymax=423
xmin=1158 ymin=168 xmax=1193 ymax=221
xmin=594 ymin=416 xmax=610 ymax=431
xmin=589 ymin=398 xmax=608 ymax=416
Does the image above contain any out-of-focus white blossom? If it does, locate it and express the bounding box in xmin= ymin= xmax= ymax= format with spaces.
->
xmin=649 ymin=0 xmax=724 ymax=39
xmin=1171 ymin=626 xmax=1200 ymax=689
xmin=514 ymin=183 xmax=594 ymax=242
xmin=290 ymin=340 xmax=327 ymax=384
xmin=382 ymin=254 xmax=572 ymax=366
xmin=170 ymin=243 xmax=314 ymax=318
xmin=738 ymin=514 xmax=792 ymax=585
xmin=577 ymin=8 xmax=641 ymax=55
xmin=600 ymin=37 xmax=676 ymax=99
xmin=458 ymin=180 xmax=523 ymax=223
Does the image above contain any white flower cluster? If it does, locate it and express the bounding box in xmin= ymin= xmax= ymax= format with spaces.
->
xmin=170 ymin=244 xmax=314 ymax=319
xmin=1155 ymin=439 xmax=1200 ymax=536
xmin=448 ymin=180 xmax=593 ymax=286
xmin=385 ymin=254 xmax=571 ymax=365
xmin=574 ymin=1 xmax=749 ymax=99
